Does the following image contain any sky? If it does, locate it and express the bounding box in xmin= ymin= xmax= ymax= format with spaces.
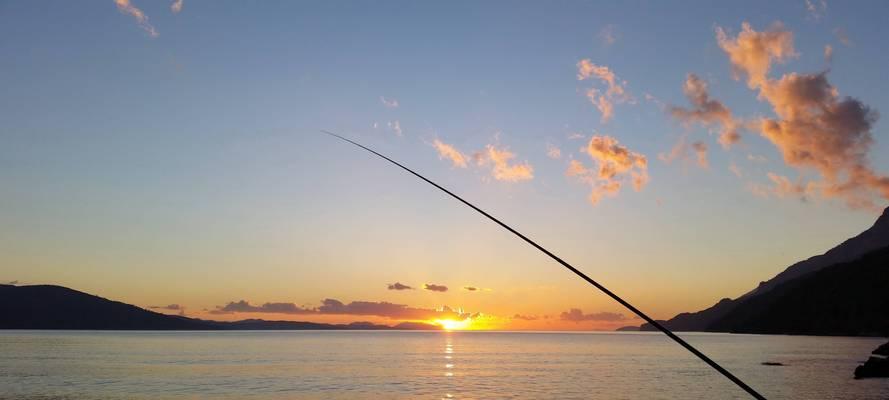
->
xmin=1 ymin=0 xmax=888 ymax=330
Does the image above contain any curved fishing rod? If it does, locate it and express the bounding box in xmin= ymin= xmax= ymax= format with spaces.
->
xmin=321 ymin=130 xmax=766 ymax=400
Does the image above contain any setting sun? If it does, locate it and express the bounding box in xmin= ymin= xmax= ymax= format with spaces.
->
xmin=434 ymin=319 xmax=472 ymax=331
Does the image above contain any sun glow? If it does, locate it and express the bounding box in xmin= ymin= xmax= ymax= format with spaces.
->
xmin=434 ymin=319 xmax=472 ymax=331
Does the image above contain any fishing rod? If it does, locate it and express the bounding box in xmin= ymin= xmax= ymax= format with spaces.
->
xmin=321 ymin=130 xmax=766 ymax=400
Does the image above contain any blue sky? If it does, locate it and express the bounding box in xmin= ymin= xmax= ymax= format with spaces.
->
xmin=1 ymin=0 xmax=888 ymax=328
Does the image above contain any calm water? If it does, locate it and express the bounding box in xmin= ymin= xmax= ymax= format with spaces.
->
xmin=1 ymin=331 xmax=887 ymax=399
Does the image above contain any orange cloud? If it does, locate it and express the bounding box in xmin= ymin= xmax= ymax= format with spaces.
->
xmin=718 ymin=22 xmax=889 ymax=210
xmin=432 ymin=139 xmax=468 ymax=168
xmin=716 ymin=22 xmax=796 ymax=89
xmin=576 ymin=60 xmax=630 ymax=122
xmin=171 ymin=0 xmax=183 ymax=14
xmin=476 ymin=144 xmax=534 ymax=182
xmin=669 ymin=74 xmax=741 ymax=148
xmin=568 ymin=136 xmax=649 ymax=204
xmin=114 ymin=0 xmax=158 ymax=38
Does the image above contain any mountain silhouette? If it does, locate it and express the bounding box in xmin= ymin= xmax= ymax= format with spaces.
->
xmin=640 ymin=207 xmax=889 ymax=334
xmin=0 ymin=284 xmax=440 ymax=330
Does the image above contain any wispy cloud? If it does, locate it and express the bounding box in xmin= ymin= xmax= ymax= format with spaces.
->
xmin=559 ymin=308 xmax=626 ymax=322
xmin=432 ymin=139 xmax=469 ymax=168
xmin=170 ymin=0 xmax=183 ymax=14
xmin=598 ymin=24 xmax=618 ymax=46
xmin=805 ymin=0 xmax=827 ymax=21
xmin=512 ymin=314 xmax=539 ymax=321
xmin=387 ymin=120 xmax=402 ymax=136
xmin=546 ymin=143 xmax=562 ymax=159
xmin=380 ymin=96 xmax=399 ymax=109
xmin=114 ymin=0 xmax=158 ymax=38
xmin=463 ymin=286 xmax=478 ymax=291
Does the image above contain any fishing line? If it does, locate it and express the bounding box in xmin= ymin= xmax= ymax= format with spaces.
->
xmin=322 ymin=130 xmax=766 ymax=400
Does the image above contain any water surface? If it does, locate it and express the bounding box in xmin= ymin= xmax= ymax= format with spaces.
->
xmin=1 ymin=331 xmax=886 ymax=399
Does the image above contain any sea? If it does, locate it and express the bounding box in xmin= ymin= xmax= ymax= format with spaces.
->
xmin=0 ymin=330 xmax=887 ymax=399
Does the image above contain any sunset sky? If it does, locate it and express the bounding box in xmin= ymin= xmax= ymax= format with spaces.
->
xmin=2 ymin=1 xmax=888 ymax=330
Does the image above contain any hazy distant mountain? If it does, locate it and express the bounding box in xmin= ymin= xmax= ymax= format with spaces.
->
xmin=0 ymin=284 xmax=440 ymax=331
xmin=641 ymin=207 xmax=889 ymax=334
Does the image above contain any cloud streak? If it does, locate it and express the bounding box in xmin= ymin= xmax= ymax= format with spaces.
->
xmin=432 ymin=139 xmax=469 ymax=168
xmin=114 ymin=0 xmax=158 ymax=38
xmin=559 ymin=308 xmax=626 ymax=322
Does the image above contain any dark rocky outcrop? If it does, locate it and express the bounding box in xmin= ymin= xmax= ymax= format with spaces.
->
xmin=855 ymin=341 xmax=889 ymax=379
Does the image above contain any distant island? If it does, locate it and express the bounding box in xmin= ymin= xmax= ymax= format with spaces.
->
xmin=0 ymin=284 xmax=440 ymax=331
xmin=631 ymin=207 xmax=889 ymax=337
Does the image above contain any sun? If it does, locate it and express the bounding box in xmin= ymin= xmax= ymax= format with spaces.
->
xmin=434 ymin=319 xmax=471 ymax=331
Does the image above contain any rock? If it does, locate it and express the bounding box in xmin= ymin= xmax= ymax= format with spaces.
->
xmin=854 ymin=340 xmax=889 ymax=379
xmin=761 ymin=362 xmax=784 ymax=366
xmin=854 ymin=356 xmax=889 ymax=379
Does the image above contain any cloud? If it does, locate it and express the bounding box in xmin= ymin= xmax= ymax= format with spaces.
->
xmin=717 ymin=22 xmax=888 ymax=210
xmin=669 ymin=74 xmax=741 ymax=148
xmin=692 ymin=141 xmax=709 ymax=168
xmin=598 ymin=24 xmax=617 ymax=46
xmin=424 ymin=283 xmax=448 ymax=292
xmin=568 ymin=135 xmax=649 ymax=204
xmin=747 ymin=154 xmax=768 ymax=163
xmin=577 ymin=60 xmax=631 ymax=122
xmin=567 ymin=132 xmax=586 ymax=140
xmin=149 ymin=304 xmax=183 ymax=311
xmin=212 ymin=300 xmax=315 ymax=315
xmin=170 ymin=0 xmax=183 ymax=14
xmin=475 ymin=144 xmax=534 ymax=182
xmin=824 ymin=44 xmax=833 ymax=63
xmin=658 ymin=134 xmax=708 ymax=169
xmin=559 ymin=308 xmax=626 ymax=322
xmin=463 ymin=286 xmax=478 ymax=291
xmin=833 ymin=27 xmax=852 ymax=46
xmin=5 ymin=280 xmax=18 ymax=285
xmin=432 ymin=139 xmax=469 ymax=168
xmin=212 ymin=298 xmax=476 ymax=321
xmin=546 ymin=143 xmax=562 ymax=159
xmin=716 ymin=22 xmax=796 ymax=89
xmin=729 ymin=162 xmax=743 ymax=178
xmin=388 ymin=120 xmax=402 ymax=136
xmin=114 ymin=0 xmax=158 ymax=38
xmin=512 ymin=314 xmax=539 ymax=321
xmin=387 ymin=282 xmax=414 ymax=290
xmin=380 ymin=96 xmax=399 ymax=109
xmin=805 ymin=0 xmax=827 ymax=21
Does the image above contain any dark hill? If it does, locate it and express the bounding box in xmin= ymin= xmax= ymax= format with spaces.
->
xmin=707 ymin=245 xmax=889 ymax=336
xmin=0 ymin=284 xmax=216 ymax=330
xmin=641 ymin=207 xmax=889 ymax=333
xmin=0 ymin=284 xmax=440 ymax=330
